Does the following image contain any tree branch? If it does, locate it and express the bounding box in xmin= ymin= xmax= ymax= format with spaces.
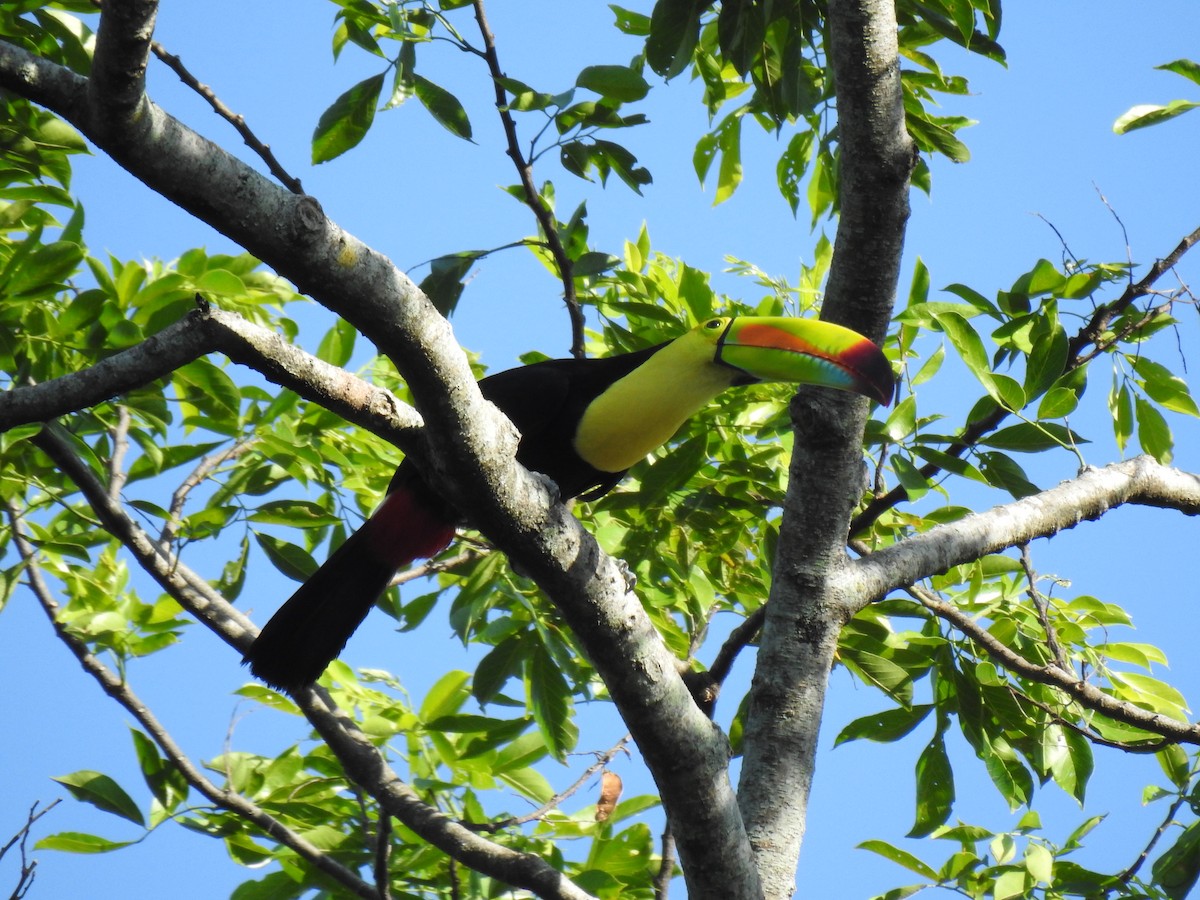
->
xmin=470 ymin=0 xmax=585 ymax=358
xmin=88 ymin=0 xmax=157 ymax=136
xmin=907 ymin=581 xmax=1200 ymax=744
xmin=847 ymin=457 xmax=1200 ymax=607
xmin=0 ymin=304 xmax=425 ymax=457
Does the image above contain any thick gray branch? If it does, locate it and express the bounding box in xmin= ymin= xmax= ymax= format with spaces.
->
xmin=846 ymin=457 xmax=1200 ymax=606
xmin=736 ymin=1 xmax=913 ymax=895
xmin=88 ymin=0 xmax=158 ymax=134
xmin=0 ymin=304 xmax=426 ymax=460
xmin=0 ymin=32 xmax=751 ymax=892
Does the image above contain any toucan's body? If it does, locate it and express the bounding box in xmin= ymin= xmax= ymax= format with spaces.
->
xmin=246 ymin=317 xmax=892 ymax=691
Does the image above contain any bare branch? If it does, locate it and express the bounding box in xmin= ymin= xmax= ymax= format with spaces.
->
xmin=848 ymin=457 xmax=1200 ymax=608
xmin=1068 ymin=223 xmax=1200 ymax=366
xmin=149 ymin=41 xmax=303 ymax=193
xmin=0 ymin=304 xmax=425 ymax=457
xmin=1116 ymin=793 xmax=1189 ymax=887
xmin=470 ymin=0 xmax=585 ymax=358
xmin=1018 ymin=543 xmax=1069 ymax=670
xmin=736 ymin=0 xmax=912 ymax=892
xmin=159 ymin=439 xmax=256 ymax=548
xmin=1 ymin=799 xmax=60 ymax=900
xmin=654 ymin=824 xmax=676 ymax=900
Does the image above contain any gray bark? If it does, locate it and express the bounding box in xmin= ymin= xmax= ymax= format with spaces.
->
xmin=736 ymin=0 xmax=914 ymax=896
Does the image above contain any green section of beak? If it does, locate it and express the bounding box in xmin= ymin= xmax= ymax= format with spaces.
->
xmin=716 ymin=316 xmax=894 ymax=405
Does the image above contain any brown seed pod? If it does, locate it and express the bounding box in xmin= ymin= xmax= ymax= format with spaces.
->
xmin=594 ymin=770 xmax=623 ymax=821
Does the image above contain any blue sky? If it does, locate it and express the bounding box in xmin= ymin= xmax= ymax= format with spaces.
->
xmin=3 ymin=1 xmax=1200 ymax=897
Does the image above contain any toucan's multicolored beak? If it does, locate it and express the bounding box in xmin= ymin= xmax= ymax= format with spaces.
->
xmin=714 ymin=316 xmax=894 ymax=405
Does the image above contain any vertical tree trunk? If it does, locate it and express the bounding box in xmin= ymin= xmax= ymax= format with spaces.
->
xmin=736 ymin=0 xmax=913 ymax=896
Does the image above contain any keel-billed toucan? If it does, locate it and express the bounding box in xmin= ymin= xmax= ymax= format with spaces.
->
xmin=246 ymin=316 xmax=893 ymax=691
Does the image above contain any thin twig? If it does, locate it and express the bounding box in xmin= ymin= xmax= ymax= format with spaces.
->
xmin=461 ymin=735 xmax=631 ymax=832
xmin=904 ymin=581 xmax=1200 ymax=744
xmin=374 ymin=814 xmax=392 ymax=900
xmin=1018 ymin=543 xmax=1069 ymax=670
xmin=470 ymin=0 xmax=585 ymax=358
xmin=149 ymin=42 xmax=304 ymax=193
xmin=1004 ymin=682 xmax=1169 ymax=755
xmin=1115 ymin=792 xmax=1190 ymax=887
xmin=1 ymin=799 xmax=60 ymax=900
xmin=654 ymin=823 xmax=676 ymax=900
xmin=107 ymin=404 xmax=131 ymax=501
xmin=392 ymin=547 xmax=483 ymax=587
xmin=159 ymin=439 xmax=256 ymax=547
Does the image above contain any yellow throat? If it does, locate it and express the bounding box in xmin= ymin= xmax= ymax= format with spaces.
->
xmin=572 ymin=329 xmax=737 ymax=473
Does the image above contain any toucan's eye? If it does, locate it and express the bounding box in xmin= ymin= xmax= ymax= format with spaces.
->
xmin=705 ymin=318 xmax=723 ymax=330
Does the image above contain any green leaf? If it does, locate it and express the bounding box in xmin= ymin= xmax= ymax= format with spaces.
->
xmin=1134 ymin=357 xmax=1200 ymax=417
xmin=252 ymin=532 xmax=317 ymax=582
xmin=884 ymin=395 xmax=917 ymax=441
xmin=53 ymin=770 xmax=145 ymax=826
xmin=1110 ymin=382 xmax=1133 ymax=452
xmin=1159 ymin=58 xmax=1200 ymax=86
xmin=524 ymin=644 xmax=577 ymax=762
xmin=576 ymin=65 xmax=650 ymax=102
xmin=1024 ymin=323 xmax=1068 ymax=399
xmin=420 ymin=670 xmax=471 ymax=721
xmin=931 ymin=310 xmax=988 ymax=379
xmin=1038 ymin=386 xmax=1078 ymax=420
xmin=858 ymin=839 xmax=939 ymax=880
xmin=35 ymin=832 xmax=136 ymax=854
xmin=714 ymin=116 xmax=743 ymax=205
xmin=646 ymin=0 xmax=703 ymax=79
xmin=248 ymin=500 xmax=341 ymax=528
xmin=776 ymin=131 xmax=813 ymax=216
xmin=1114 ymin=99 xmax=1200 ymax=134
xmin=312 ymin=73 xmax=385 ymax=163
xmin=1135 ymin=395 xmax=1173 ymax=463
xmin=912 ymin=344 xmax=944 ymax=386
xmin=1153 ymin=820 xmax=1200 ymax=899
xmin=419 ymin=252 xmax=480 ymax=317
xmin=835 ymin=705 xmax=933 ymax=746
xmin=473 ymin=635 xmax=527 ymax=705
xmin=130 ymin=729 xmax=188 ymax=813
xmin=978 ymin=451 xmax=1040 ymax=498
xmin=315 ymin=317 xmax=357 ymax=367
xmin=1158 ymin=744 xmax=1191 ymax=790
xmin=981 ymin=423 xmax=1086 ymax=453
xmin=910 ymin=735 xmax=954 ymax=837
xmin=1048 ymin=726 xmax=1093 ymax=804
xmin=414 ymin=74 xmax=473 ymax=140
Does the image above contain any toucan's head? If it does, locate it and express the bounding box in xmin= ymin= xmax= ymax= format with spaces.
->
xmin=693 ymin=316 xmax=893 ymax=405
